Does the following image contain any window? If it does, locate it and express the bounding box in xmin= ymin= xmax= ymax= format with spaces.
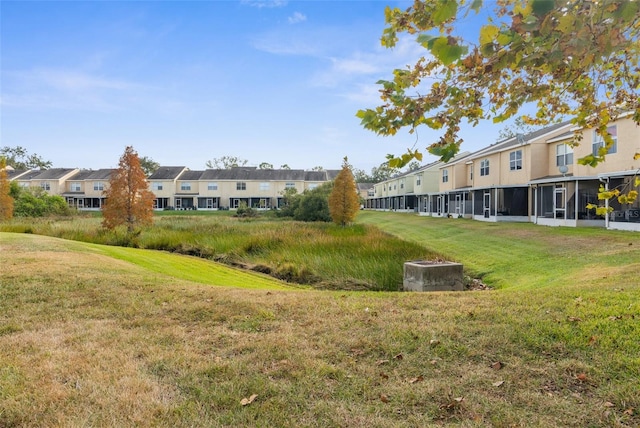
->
xmin=70 ymin=182 xmax=81 ymax=192
xmin=207 ymin=182 xmax=218 ymax=191
xmin=180 ymin=182 xmax=191 ymax=191
xmin=400 ymin=180 xmax=404 ymax=189
xmin=41 ymin=182 xmax=50 ymax=191
xmin=416 ymin=174 xmax=422 ymax=186
xmin=592 ymin=125 xmax=617 ymax=156
xmin=556 ymin=144 xmax=574 ymax=167
xmin=237 ymin=182 xmax=246 ymax=191
xmin=94 ymin=181 xmax=105 ymax=191
xmin=151 ymin=182 xmax=162 ymax=191
xmin=308 ymin=183 xmax=319 ymax=190
xmin=509 ymin=150 xmax=522 ymax=171
xmin=259 ymin=182 xmax=269 ymax=191
xmin=469 ymin=166 xmax=474 ymax=180
xmin=480 ymin=159 xmax=490 ymax=176
xmin=285 ymin=182 xmax=296 ymax=189
xmin=442 ymin=169 xmax=449 ymax=183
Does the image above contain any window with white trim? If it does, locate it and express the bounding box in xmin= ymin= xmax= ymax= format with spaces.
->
xmin=509 ymin=150 xmax=522 ymax=171
xmin=208 ymin=182 xmax=218 ymax=191
xmin=94 ymin=181 xmax=105 ymax=191
xmin=236 ymin=182 xmax=246 ymax=191
xmin=416 ymin=174 xmax=422 ymax=185
xmin=285 ymin=182 xmax=296 ymax=189
xmin=592 ymin=125 xmax=617 ymax=156
xmin=180 ymin=182 xmax=191 ymax=191
xmin=70 ymin=182 xmax=81 ymax=192
xmin=480 ymin=159 xmax=490 ymax=176
xmin=442 ymin=170 xmax=449 ymax=183
xmin=259 ymin=182 xmax=270 ymax=191
xmin=556 ymin=144 xmax=574 ymax=167
xmin=151 ymin=182 xmax=162 ymax=191
xmin=41 ymin=182 xmax=51 ymax=191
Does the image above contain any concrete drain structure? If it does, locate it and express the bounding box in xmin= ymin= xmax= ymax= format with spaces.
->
xmin=403 ymin=260 xmax=464 ymax=292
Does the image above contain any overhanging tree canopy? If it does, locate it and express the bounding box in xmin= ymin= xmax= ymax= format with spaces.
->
xmin=357 ymin=0 xmax=640 ymax=167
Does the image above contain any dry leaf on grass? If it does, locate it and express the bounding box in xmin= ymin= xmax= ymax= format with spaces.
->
xmin=492 ymin=380 xmax=505 ymax=387
xmin=380 ymin=394 xmax=389 ymax=403
xmin=490 ymin=361 xmax=503 ymax=370
xmin=408 ymin=375 xmax=424 ymax=384
xmin=241 ymin=394 xmax=258 ymax=406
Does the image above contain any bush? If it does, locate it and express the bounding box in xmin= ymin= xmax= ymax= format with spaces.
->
xmin=235 ymin=201 xmax=257 ymax=218
xmin=13 ymin=187 xmax=73 ymax=217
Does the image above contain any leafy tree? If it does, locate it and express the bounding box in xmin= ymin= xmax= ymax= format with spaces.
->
xmin=12 ymin=186 xmax=71 ymax=217
xmin=206 ymin=156 xmax=248 ymax=169
xmin=0 ymin=157 xmax=14 ymax=221
xmin=139 ymin=156 xmax=160 ymax=176
xmin=276 ymin=187 xmax=300 ymax=218
xmin=259 ymin=162 xmax=274 ymax=170
xmin=102 ymin=146 xmax=154 ymax=233
xmin=0 ymin=146 xmax=52 ymax=170
xmin=329 ymin=157 xmax=360 ymax=226
xmin=311 ymin=166 xmax=324 ymax=171
xmin=278 ymin=183 xmax=333 ymax=222
xmin=280 ymin=164 xmax=291 ymax=170
xmin=406 ymin=160 xmax=421 ymax=172
xmin=294 ymin=183 xmax=332 ymax=222
xmin=357 ymin=0 xmax=640 ymax=167
xmin=497 ymin=117 xmax=540 ymax=141
xmin=370 ymin=161 xmax=401 ymax=182
xmin=352 ymin=168 xmax=372 ymax=183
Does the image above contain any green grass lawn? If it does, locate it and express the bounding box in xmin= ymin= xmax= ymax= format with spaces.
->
xmin=1 ymin=214 xmax=639 ymax=427
xmin=357 ymin=211 xmax=640 ymax=290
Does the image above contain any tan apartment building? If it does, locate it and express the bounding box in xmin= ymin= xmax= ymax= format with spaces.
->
xmin=14 ymin=168 xmax=80 ymax=195
xmin=530 ymin=114 xmax=640 ymax=230
xmin=366 ymin=115 xmax=639 ymax=231
xmin=62 ymin=169 xmax=114 ymax=209
xmin=148 ymin=167 xmax=339 ymax=210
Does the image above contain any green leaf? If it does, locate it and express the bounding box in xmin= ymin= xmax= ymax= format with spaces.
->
xmin=616 ymin=1 xmax=639 ymax=20
xmin=531 ymin=0 xmax=555 ymax=17
xmin=429 ymin=142 xmax=459 ymax=162
xmin=577 ymin=154 xmax=600 ymax=167
xmin=470 ymin=0 xmax=482 ymax=13
xmin=432 ymin=0 xmax=458 ymax=25
xmin=417 ymin=34 xmax=436 ymax=48
xmin=430 ymin=37 xmax=467 ymax=66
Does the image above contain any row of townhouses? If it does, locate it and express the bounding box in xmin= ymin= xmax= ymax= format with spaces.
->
xmin=4 ymin=115 xmax=639 ymax=232
xmin=5 ymin=166 xmax=344 ymax=211
xmin=364 ymin=114 xmax=640 ymax=232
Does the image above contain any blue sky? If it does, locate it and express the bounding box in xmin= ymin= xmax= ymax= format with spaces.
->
xmin=1 ymin=0 xmax=503 ymax=172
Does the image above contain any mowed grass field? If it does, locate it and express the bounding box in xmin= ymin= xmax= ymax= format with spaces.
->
xmin=1 ymin=212 xmax=639 ymax=427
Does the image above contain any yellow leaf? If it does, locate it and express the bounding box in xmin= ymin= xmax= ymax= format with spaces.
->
xmin=634 ymin=152 xmax=640 ymax=160
xmin=635 ymin=177 xmax=640 ymax=187
xmin=479 ymin=24 xmax=499 ymax=46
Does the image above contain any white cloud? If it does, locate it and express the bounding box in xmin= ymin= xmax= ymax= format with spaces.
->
xmin=288 ymin=12 xmax=307 ymax=24
xmin=241 ymin=0 xmax=287 ymax=9
xmin=1 ymin=68 xmax=150 ymax=111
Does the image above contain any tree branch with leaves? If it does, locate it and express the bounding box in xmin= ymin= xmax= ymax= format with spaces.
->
xmin=357 ymin=0 xmax=639 ymax=167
